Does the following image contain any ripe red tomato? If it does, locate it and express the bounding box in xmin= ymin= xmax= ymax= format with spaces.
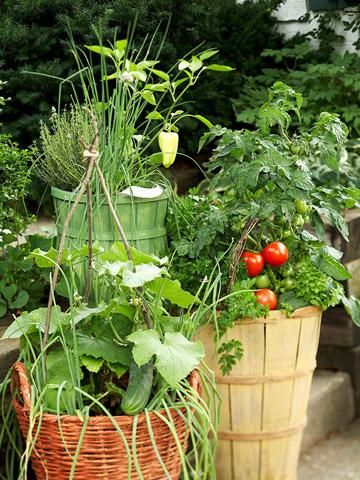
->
xmin=255 ymin=289 xmax=277 ymax=310
xmin=262 ymin=241 xmax=289 ymax=267
xmin=240 ymin=251 xmax=264 ymax=277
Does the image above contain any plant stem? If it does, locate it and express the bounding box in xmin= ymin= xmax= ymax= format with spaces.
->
xmin=84 ymin=184 xmax=93 ymax=304
xmin=93 ymin=160 xmax=134 ymax=264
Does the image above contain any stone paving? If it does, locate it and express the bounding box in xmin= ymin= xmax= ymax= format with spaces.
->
xmin=298 ymin=419 xmax=360 ymax=480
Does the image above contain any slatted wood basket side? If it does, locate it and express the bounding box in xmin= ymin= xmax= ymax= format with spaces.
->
xmin=198 ymin=306 xmax=322 ymax=480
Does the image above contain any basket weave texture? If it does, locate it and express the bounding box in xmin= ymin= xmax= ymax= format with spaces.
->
xmin=12 ymin=362 xmax=201 ymax=480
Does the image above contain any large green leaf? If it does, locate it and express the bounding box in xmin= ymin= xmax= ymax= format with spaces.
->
xmin=127 ymin=329 xmax=161 ymax=366
xmin=67 ymin=332 xmax=131 ymax=365
xmin=46 ymin=348 xmax=78 ymax=384
xmin=0 ymin=299 xmax=7 ymax=318
xmin=343 ymin=296 xmax=360 ymax=327
xmin=81 ymin=355 xmax=104 ymax=373
xmin=127 ymin=330 xmax=204 ymax=387
xmin=199 ymin=49 xmax=218 ymax=61
xmin=70 ymin=303 xmax=107 ymax=326
xmin=9 ymin=290 xmax=29 ymax=309
xmin=99 ymin=242 xmax=163 ymax=266
xmin=85 ymin=45 xmax=114 ymax=58
xmin=140 ymin=90 xmax=156 ymax=106
xmin=2 ymin=284 xmax=16 ymax=301
xmin=30 ymin=247 xmax=59 ymax=268
xmin=122 ymin=263 xmax=164 ymax=288
xmin=30 ymin=245 xmax=98 ymax=269
xmin=147 ymin=277 xmax=196 ymax=308
xmin=156 ymin=332 xmax=204 ymax=387
xmin=206 ymin=64 xmax=235 ymax=72
xmin=45 ymin=348 xmax=78 ymax=412
xmin=318 ymin=254 xmax=352 ymax=281
xmin=2 ymin=306 xmax=67 ymax=338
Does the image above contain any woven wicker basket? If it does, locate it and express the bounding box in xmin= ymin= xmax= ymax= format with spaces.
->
xmin=12 ymin=362 xmax=201 ymax=480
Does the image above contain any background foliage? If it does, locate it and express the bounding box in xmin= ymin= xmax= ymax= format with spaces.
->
xmin=0 ymin=0 xmax=285 ymax=151
xmin=233 ymin=12 xmax=360 ymax=137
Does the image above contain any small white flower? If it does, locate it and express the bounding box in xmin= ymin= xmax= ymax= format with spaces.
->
xmin=121 ymin=71 xmax=134 ymax=83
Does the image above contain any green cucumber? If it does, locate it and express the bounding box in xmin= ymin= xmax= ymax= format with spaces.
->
xmin=121 ymin=360 xmax=153 ymax=415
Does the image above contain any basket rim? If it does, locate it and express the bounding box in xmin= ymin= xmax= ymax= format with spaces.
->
xmin=237 ymin=305 xmax=322 ymax=322
xmin=51 ymin=186 xmax=169 ymax=204
xmin=12 ymin=363 xmax=201 ymax=424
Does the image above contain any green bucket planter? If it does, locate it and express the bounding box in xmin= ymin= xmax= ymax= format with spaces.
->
xmin=51 ymin=186 xmax=168 ymax=256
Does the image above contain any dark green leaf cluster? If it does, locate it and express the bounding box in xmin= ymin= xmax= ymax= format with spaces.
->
xmin=0 ymin=235 xmax=50 ymax=318
xmin=167 ymin=191 xmax=232 ymax=292
xmin=232 ymin=13 xmax=360 ymax=187
xmin=217 ymin=280 xmax=268 ymax=338
xmin=291 ymin=258 xmax=344 ymax=310
xmin=0 ymin=0 xmax=284 ymax=151
xmin=0 ymin=134 xmax=35 ymax=235
xmin=203 ymin=83 xmax=350 ymax=241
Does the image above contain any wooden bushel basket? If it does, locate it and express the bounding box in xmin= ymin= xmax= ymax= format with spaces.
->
xmin=12 ymin=363 xmax=201 ymax=480
xmin=198 ymin=306 xmax=322 ymax=480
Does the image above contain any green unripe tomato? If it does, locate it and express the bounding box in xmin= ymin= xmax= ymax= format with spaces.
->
xmin=282 ymin=265 xmax=294 ymax=278
xmin=276 ymin=216 xmax=287 ymax=226
xmin=294 ymin=214 xmax=304 ymax=229
xmin=255 ymin=274 xmax=271 ymax=289
xmin=283 ymin=278 xmax=295 ymax=290
xmin=282 ymin=229 xmax=292 ymax=239
xmin=291 ymin=144 xmax=300 ymax=154
xmin=294 ymin=199 xmax=309 ymax=214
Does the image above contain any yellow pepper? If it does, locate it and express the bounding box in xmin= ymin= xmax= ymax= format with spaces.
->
xmin=158 ymin=131 xmax=179 ymax=168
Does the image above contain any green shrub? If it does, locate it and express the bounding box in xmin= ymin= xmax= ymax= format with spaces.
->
xmin=233 ymin=12 xmax=360 ymax=137
xmin=0 ymin=0 xmax=285 ymax=151
xmin=0 ymin=134 xmax=34 ymax=235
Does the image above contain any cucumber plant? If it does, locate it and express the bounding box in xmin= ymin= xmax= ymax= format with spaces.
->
xmin=2 ymin=241 xmax=209 ymax=416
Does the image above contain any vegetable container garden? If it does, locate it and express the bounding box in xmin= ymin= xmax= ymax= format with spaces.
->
xmin=198 ymin=306 xmax=322 ymax=480
xmin=52 ymin=187 xmax=168 ymax=255
xmin=12 ymin=363 xmax=200 ymax=480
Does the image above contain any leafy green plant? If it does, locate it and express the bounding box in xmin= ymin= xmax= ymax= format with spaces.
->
xmin=37 ymin=105 xmax=96 ymax=190
xmin=36 ymin=34 xmax=232 ymax=193
xmin=231 ymin=16 xmax=360 ymax=188
xmin=0 ymin=134 xmax=34 ymax=236
xmin=234 ymin=46 xmax=360 ymax=136
xmin=0 ymin=235 xmax=51 ymax=318
xmin=170 ymin=82 xmax=360 ymax=373
xmin=1 ymin=241 xmax=220 ymax=478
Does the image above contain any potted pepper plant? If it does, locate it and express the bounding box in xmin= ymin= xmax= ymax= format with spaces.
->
xmin=168 ymin=82 xmax=360 ymax=480
xmin=35 ymin=34 xmax=233 ymax=258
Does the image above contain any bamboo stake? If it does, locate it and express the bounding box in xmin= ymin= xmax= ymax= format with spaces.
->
xmin=84 ymin=185 xmax=93 ymax=304
xmin=228 ymin=218 xmax=258 ymax=293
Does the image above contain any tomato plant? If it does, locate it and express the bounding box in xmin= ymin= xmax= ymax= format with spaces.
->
xmin=262 ymin=242 xmax=289 ymax=267
xmin=240 ymin=252 xmax=264 ymax=277
xmin=255 ymin=289 xmax=277 ymax=310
